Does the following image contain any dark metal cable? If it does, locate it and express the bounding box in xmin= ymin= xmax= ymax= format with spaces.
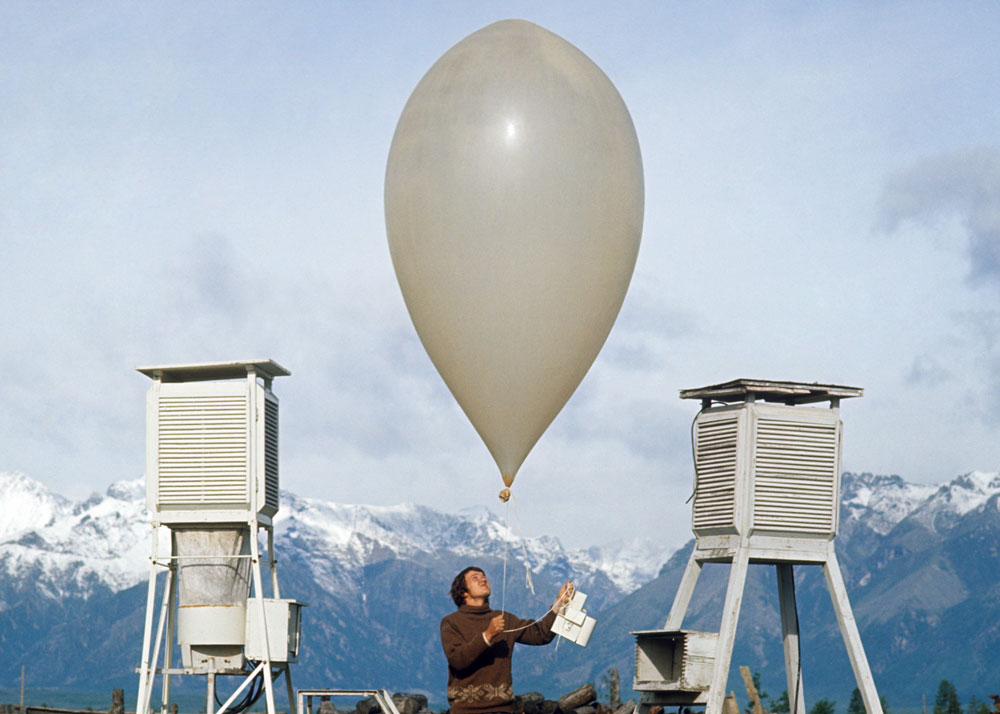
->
xmin=686 ymin=401 xmax=728 ymax=504
xmin=214 ymin=660 xmax=277 ymax=714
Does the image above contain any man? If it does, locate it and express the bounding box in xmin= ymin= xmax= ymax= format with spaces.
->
xmin=440 ymin=566 xmax=573 ymax=714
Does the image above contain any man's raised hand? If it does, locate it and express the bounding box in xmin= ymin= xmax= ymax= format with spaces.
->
xmin=553 ymin=580 xmax=574 ymax=614
xmin=483 ymin=613 xmax=505 ymax=643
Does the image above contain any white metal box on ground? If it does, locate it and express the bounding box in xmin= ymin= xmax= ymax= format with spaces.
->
xmin=632 ymin=630 xmax=717 ymax=692
xmin=245 ymin=599 xmax=304 ymax=663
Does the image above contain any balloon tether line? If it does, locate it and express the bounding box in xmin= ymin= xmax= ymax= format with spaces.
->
xmin=495 ymin=486 xmax=549 ymax=635
xmin=501 ymin=497 xmax=509 ymax=617
xmin=511 ymin=492 xmax=535 ymax=595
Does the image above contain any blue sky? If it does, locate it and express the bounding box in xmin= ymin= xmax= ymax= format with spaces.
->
xmin=2 ymin=2 xmax=999 ymax=549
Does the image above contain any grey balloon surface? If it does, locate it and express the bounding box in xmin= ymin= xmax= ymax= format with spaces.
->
xmin=385 ymin=19 xmax=644 ymax=486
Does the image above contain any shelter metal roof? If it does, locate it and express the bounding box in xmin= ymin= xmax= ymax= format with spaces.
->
xmin=680 ymin=378 xmax=863 ymax=405
xmin=137 ymin=359 xmax=290 ymax=383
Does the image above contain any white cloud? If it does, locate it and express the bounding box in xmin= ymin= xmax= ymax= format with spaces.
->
xmin=4 ymin=3 xmax=1000 ymax=548
xmin=877 ymin=147 xmax=1000 ymax=287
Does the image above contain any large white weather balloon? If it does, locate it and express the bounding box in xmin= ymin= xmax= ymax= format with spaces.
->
xmin=385 ymin=19 xmax=644 ymax=490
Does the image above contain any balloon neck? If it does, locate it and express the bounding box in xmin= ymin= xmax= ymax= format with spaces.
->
xmin=501 ymin=474 xmax=515 ymax=487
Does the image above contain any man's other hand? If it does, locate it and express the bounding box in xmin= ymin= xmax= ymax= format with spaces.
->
xmin=483 ymin=613 xmax=505 ymax=643
xmin=553 ymin=580 xmax=574 ymax=614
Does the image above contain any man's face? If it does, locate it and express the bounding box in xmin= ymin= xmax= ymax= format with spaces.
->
xmin=464 ymin=569 xmax=491 ymax=602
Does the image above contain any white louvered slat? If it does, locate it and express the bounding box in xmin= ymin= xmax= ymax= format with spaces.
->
xmin=754 ymin=416 xmax=838 ymax=534
xmin=263 ymin=396 xmax=279 ymax=512
xmin=692 ymin=415 xmax=739 ymax=532
xmin=157 ymin=394 xmax=249 ymax=508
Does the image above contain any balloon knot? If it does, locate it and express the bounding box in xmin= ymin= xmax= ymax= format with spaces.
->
xmin=498 ymin=487 xmax=511 ymax=503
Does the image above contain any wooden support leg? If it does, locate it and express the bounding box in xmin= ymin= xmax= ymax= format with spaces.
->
xmin=823 ymin=549 xmax=882 ymax=714
xmin=665 ymin=551 xmax=703 ymax=630
xmin=706 ymin=545 xmax=750 ymax=714
xmin=776 ymin=564 xmax=806 ymax=714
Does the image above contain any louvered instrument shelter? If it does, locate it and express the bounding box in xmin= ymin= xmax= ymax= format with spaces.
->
xmin=633 ymin=379 xmax=882 ymax=714
xmin=686 ymin=380 xmax=860 ymax=540
xmin=135 ymin=360 xmax=301 ymax=714
xmin=139 ymin=359 xmax=288 ymax=525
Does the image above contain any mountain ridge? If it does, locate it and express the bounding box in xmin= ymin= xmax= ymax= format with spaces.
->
xmin=2 ymin=469 xmax=998 ymax=705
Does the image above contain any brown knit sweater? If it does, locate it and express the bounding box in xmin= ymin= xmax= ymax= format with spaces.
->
xmin=440 ymin=604 xmax=557 ymax=714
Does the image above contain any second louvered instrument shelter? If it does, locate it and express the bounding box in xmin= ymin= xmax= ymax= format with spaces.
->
xmin=139 ymin=359 xmax=288 ymax=526
xmin=632 ymin=379 xmax=881 ymax=714
xmin=134 ymin=360 xmax=302 ymax=714
xmin=686 ymin=379 xmax=861 ymax=539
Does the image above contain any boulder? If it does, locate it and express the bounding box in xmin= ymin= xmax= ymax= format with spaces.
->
xmin=392 ymin=693 xmax=427 ymax=714
xmin=540 ymin=700 xmax=560 ymax=714
xmin=356 ymin=696 xmax=381 ymax=714
xmin=516 ymin=693 xmax=545 ymax=714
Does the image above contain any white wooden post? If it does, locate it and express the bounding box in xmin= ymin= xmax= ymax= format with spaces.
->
xmin=823 ymin=548 xmax=882 ymax=714
xmin=776 ymin=564 xmax=806 ymax=714
xmin=664 ymin=551 xmax=702 ymax=630
xmin=707 ymin=544 xmax=750 ymax=714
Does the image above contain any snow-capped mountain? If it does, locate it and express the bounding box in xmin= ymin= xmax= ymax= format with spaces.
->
xmin=906 ymin=470 xmax=1000 ymax=532
xmin=0 ymin=471 xmax=670 ymax=608
xmin=0 ymin=472 xmax=151 ymax=597
xmin=2 ymin=469 xmax=999 ymax=703
xmin=0 ymin=471 xmax=70 ymax=541
xmin=840 ymin=472 xmax=939 ymax=535
xmin=278 ymin=492 xmax=670 ymax=602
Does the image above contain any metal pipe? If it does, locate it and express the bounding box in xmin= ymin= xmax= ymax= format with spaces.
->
xmin=145 ymin=567 xmax=173 ymax=714
xmin=268 ymin=528 xmax=280 ymax=598
xmin=136 ymin=526 xmax=161 ymax=714
xmin=249 ymin=521 xmax=277 ymax=714
xmin=161 ymin=560 xmax=177 ymax=714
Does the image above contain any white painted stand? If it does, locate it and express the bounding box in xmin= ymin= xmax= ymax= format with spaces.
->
xmin=634 ymin=379 xmax=881 ymax=714
xmin=134 ymin=360 xmax=297 ymax=714
xmin=134 ymin=520 xmax=297 ymax=714
xmin=636 ymin=536 xmax=881 ymax=714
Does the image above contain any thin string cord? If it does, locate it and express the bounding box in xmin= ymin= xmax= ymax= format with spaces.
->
xmin=510 ymin=493 xmax=535 ymax=595
xmin=499 ymin=603 xmax=558 ymax=634
xmin=501 ymin=497 xmax=510 ymax=616
xmin=495 ymin=491 xmax=565 ymax=634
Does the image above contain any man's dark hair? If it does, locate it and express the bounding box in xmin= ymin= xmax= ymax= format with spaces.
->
xmin=450 ymin=566 xmax=485 ymax=608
